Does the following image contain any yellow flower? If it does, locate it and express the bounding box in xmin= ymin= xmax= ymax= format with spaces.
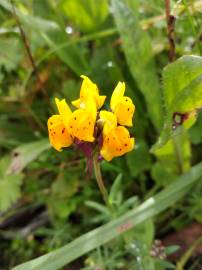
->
xmin=110 ymin=82 xmax=135 ymax=126
xmin=56 ymin=96 xmax=97 ymax=143
xmin=72 ymin=75 xmax=106 ymax=110
xmin=47 ymin=114 xmax=73 ymax=152
xmin=99 ymin=110 xmax=117 ymax=136
xmin=48 ymin=96 xmax=98 ymax=150
xmin=68 ymin=96 xmax=97 ymax=142
xmin=100 ymin=126 xmax=135 ymax=161
xmin=99 ymin=82 xmax=135 ymax=161
xmin=47 ymin=76 xmax=135 ymax=162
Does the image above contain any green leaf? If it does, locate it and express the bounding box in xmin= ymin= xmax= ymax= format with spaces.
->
xmin=109 ymin=174 xmax=122 ymax=206
xmin=165 ymin=245 xmax=180 ymax=255
xmin=60 ymin=0 xmax=109 ymax=33
xmin=0 ymin=156 xmax=23 ymax=211
xmin=8 ymin=139 xmax=51 ymax=174
xmin=152 ymin=55 xmax=202 ymax=151
xmin=155 ymin=259 xmax=175 ymax=269
xmin=12 ymin=162 xmax=202 ymax=270
xmin=111 ymin=0 xmax=163 ymax=130
xmin=85 ymin=201 xmax=110 ymax=216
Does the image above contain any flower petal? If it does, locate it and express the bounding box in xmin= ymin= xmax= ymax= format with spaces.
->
xmin=110 ymin=81 xmax=125 ymax=111
xmin=71 ymin=98 xmax=82 ymax=108
xmin=67 ymin=109 xmax=95 ymax=142
xmin=55 ymin=98 xmax=72 ymax=126
xmin=114 ymin=96 xmax=135 ymax=126
xmin=47 ymin=115 xmax=73 ymax=151
xmin=99 ymin=110 xmax=117 ymax=136
xmin=85 ymin=96 xmax=97 ymax=121
xmin=101 ymin=126 xmax=135 ymax=161
xmin=97 ymin=95 xmax=106 ymax=109
xmin=72 ymin=75 xmax=106 ymax=109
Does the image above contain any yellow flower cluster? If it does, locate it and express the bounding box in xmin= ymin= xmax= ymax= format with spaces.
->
xmin=47 ymin=76 xmax=135 ymax=161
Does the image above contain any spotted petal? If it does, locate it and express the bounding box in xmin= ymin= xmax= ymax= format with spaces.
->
xmin=101 ymin=126 xmax=135 ymax=161
xmin=47 ymin=115 xmax=73 ymax=151
xmin=114 ymin=96 xmax=135 ymax=126
xmin=67 ymin=109 xmax=96 ymax=142
xmin=110 ymin=82 xmax=135 ymax=126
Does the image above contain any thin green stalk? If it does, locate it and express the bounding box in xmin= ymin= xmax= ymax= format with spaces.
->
xmin=93 ymin=154 xmax=109 ymax=206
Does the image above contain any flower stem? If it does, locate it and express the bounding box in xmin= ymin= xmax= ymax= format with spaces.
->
xmin=93 ymin=154 xmax=109 ymax=206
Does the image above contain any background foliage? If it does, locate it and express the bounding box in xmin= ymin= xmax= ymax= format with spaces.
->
xmin=0 ymin=0 xmax=202 ymax=269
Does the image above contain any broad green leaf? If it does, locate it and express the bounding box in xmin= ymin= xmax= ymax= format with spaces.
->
xmin=60 ymin=0 xmax=109 ymax=33
xmin=0 ymin=156 xmax=23 ymax=211
xmin=111 ymin=0 xmax=163 ymax=130
xmin=8 ymin=139 xmax=50 ymax=174
xmin=12 ymin=162 xmax=202 ymax=270
xmin=152 ymin=55 xmax=202 ymax=151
